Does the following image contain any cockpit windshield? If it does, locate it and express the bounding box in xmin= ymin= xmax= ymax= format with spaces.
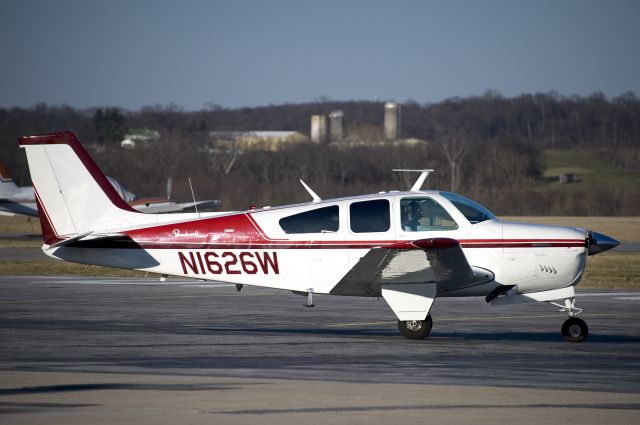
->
xmin=440 ymin=192 xmax=496 ymax=224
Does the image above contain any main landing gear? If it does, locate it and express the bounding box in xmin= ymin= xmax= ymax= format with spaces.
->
xmin=398 ymin=314 xmax=433 ymax=340
xmin=553 ymin=297 xmax=588 ymax=342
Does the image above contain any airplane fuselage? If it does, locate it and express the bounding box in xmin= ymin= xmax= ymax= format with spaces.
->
xmin=48 ymin=191 xmax=587 ymax=298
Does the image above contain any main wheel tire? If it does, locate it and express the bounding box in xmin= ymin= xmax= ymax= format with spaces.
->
xmin=398 ymin=314 xmax=433 ymax=340
xmin=561 ymin=317 xmax=588 ymax=342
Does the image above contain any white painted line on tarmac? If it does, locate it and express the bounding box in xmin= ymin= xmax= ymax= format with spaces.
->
xmin=44 ymin=279 xmax=197 ymax=286
xmin=0 ymin=275 xmax=232 ymax=286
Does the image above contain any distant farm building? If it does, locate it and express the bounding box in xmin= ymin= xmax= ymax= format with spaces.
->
xmin=310 ymin=115 xmax=328 ymax=144
xmin=384 ymin=102 xmax=401 ymax=140
xmin=309 ymin=102 xmax=403 ymax=145
xmin=120 ymin=129 xmax=160 ymax=148
xmin=329 ymin=110 xmax=344 ymax=142
xmin=208 ymin=131 xmax=308 ymax=151
xmin=559 ymin=173 xmax=579 ymax=184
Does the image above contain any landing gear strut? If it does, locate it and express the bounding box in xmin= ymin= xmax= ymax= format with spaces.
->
xmin=398 ymin=314 xmax=433 ymax=340
xmin=552 ymin=297 xmax=588 ymax=342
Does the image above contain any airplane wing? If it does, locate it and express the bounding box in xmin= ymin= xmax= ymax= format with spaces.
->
xmin=0 ymin=199 xmax=38 ymax=217
xmin=130 ymin=199 xmax=222 ymax=213
xmin=330 ymin=238 xmax=493 ymax=297
xmin=106 ymin=176 xmax=222 ymax=214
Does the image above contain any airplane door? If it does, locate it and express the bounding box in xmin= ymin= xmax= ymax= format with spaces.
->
xmin=347 ymin=198 xmax=395 ymax=268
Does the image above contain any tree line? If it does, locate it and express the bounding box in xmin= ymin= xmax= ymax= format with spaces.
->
xmin=1 ymin=91 xmax=638 ymax=215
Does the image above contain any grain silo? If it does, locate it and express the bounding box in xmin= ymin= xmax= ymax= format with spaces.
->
xmin=384 ymin=102 xmax=401 ymax=140
xmin=310 ymin=115 xmax=328 ymax=144
xmin=329 ymin=110 xmax=344 ymax=142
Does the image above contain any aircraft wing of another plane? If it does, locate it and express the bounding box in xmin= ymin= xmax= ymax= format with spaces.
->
xmin=130 ymin=199 xmax=222 ymax=213
xmin=0 ymin=199 xmax=38 ymax=217
xmin=0 ymin=161 xmax=37 ymax=217
xmin=108 ymin=176 xmax=222 ymax=213
xmin=330 ymin=238 xmax=493 ymax=297
xmin=0 ymin=187 xmax=37 ymax=217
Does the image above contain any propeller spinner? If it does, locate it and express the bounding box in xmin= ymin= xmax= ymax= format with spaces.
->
xmin=587 ymin=231 xmax=620 ymax=256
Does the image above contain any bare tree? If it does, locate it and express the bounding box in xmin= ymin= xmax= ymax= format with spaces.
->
xmin=436 ymin=131 xmax=470 ymax=193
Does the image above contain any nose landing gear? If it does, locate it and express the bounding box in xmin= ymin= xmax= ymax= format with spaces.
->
xmin=552 ymin=297 xmax=588 ymax=342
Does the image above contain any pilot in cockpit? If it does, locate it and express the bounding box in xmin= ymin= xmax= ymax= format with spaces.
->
xmin=401 ymin=200 xmax=423 ymax=231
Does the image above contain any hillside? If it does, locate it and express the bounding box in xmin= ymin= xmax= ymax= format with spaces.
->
xmin=543 ymin=149 xmax=640 ymax=189
xmin=1 ymin=93 xmax=638 ymax=215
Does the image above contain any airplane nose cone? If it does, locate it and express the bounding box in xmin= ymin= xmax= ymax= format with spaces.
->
xmin=587 ymin=231 xmax=621 ymax=256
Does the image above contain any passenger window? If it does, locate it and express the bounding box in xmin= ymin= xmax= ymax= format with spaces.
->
xmin=350 ymin=200 xmax=390 ymax=233
xmin=400 ymin=197 xmax=458 ymax=232
xmin=279 ymin=206 xmax=339 ymax=234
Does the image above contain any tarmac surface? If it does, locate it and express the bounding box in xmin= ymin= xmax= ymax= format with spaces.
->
xmin=0 ymin=275 xmax=639 ymax=424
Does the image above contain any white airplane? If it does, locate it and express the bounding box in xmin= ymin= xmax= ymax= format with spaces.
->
xmin=107 ymin=176 xmax=222 ymax=214
xmin=0 ymin=160 xmax=221 ymax=217
xmin=0 ymin=161 xmax=37 ymax=217
xmin=19 ymin=131 xmax=620 ymax=342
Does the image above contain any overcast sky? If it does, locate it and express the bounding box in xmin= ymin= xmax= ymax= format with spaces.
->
xmin=1 ymin=0 xmax=639 ymax=110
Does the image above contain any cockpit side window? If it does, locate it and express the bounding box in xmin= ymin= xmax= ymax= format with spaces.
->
xmin=439 ymin=192 xmax=495 ymax=224
xmin=279 ymin=205 xmax=339 ymax=234
xmin=349 ymin=200 xmax=390 ymax=233
xmin=400 ymin=197 xmax=458 ymax=232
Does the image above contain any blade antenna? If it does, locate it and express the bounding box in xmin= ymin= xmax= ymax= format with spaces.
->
xmin=188 ymin=177 xmax=200 ymax=218
xmin=166 ymin=176 xmax=173 ymax=200
xmin=299 ymin=179 xmax=321 ymax=203
xmin=393 ymin=169 xmax=434 ymax=192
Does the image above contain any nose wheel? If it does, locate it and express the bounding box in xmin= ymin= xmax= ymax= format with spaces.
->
xmin=562 ymin=317 xmax=588 ymax=342
xmin=552 ymin=297 xmax=588 ymax=342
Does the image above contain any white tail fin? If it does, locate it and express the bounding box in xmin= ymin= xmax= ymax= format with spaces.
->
xmin=19 ymin=131 xmax=141 ymax=241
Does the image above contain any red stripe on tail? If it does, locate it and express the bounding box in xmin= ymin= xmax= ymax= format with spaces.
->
xmin=34 ymin=190 xmax=63 ymax=245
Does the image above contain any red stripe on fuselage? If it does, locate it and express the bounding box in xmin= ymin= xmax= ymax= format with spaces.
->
xmin=127 ymin=242 xmax=586 ymax=249
xmin=125 ymin=212 xmax=271 ymax=245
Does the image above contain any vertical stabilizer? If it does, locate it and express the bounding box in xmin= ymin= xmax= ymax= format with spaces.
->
xmin=19 ymin=131 xmax=140 ymax=239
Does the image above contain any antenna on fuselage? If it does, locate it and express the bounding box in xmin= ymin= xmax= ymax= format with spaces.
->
xmin=392 ymin=169 xmax=434 ymax=192
xmin=299 ymin=179 xmax=321 ymax=203
xmin=188 ymin=177 xmax=200 ymax=218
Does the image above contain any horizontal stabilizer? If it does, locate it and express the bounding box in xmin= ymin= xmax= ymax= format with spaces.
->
xmin=48 ymin=232 xmax=127 ymax=248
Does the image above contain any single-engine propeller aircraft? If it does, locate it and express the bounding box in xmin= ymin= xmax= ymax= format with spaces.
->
xmin=19 ymin=131 xmax=620 ymax=342
xmin=0 ymin=160 xmax=37 ymax=217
